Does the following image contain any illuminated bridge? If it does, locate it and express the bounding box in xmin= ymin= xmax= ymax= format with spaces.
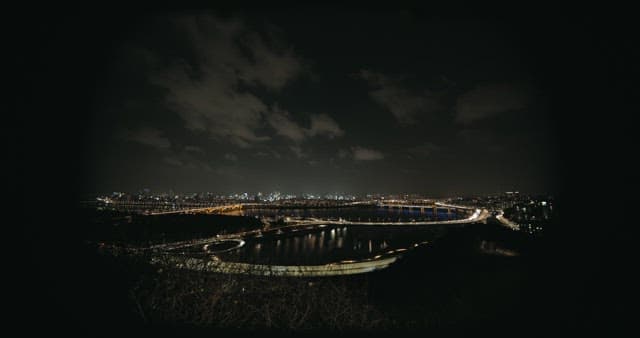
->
xmin=143 ymin=201 xmax=371 ymax=215
xmin=377 ymin=201 xmax=475 ymax=214
xmin=145 ymin=201 xmax=488 ymax=226
xmin=296 ymin=208 xmax=489 ymax=226
xmin=145 ymin=203 xmax=246 ymax=215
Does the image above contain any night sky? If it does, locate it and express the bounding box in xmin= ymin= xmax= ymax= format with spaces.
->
xmin=17 ymin=5 xmax=634 ymax=197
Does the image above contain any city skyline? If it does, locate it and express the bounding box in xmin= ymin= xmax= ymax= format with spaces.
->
xmin=86 ymin=188 xmax=543 ymax=200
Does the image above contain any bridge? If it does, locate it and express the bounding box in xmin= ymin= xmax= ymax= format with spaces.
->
xmin=495 ymin=210 xmax=520 ymax=230
xmin=143 ymin=201 xmax=374 ymax=215
xmin=143 ymin=200 xmax=484 ymax=221
xmin=146 ymin=203 xmax=245 ymax=215
xmin=434 ymin=202 xmax=477 ymax=210
xmin=377 ymin=201 xmax=475 ymax=215
xmin=298 ymin=207 xmax=489 ymax=226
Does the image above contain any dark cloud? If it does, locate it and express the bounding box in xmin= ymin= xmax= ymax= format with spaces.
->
xmin=266 ymin=106 xmax=307 ymax=142
xmin=408 ymin=142 xmax=442 ymax=157
xmin=358 ymin=69 xmax=442 ymax=125
xmin=151 ymin=58 xmax=270 ymax=147
xmin=267 ymin=106 xmax=344 ymax=143
xmin=253 ymin=150 xmax=282 ymax=159
xmin=148 ymin=13 xmax=344 ymax=151
xmin=120 ymin=127 xmax=171 ymax=149
xmin=224 ymin=153 xmax=238 ymax=161
xmin=336 ymin=147 xmax=386 ymax=161
xmin=351 ymin=146 xmax=385 ymax=161
xmin=289 ymin=145 xmax=306 ymax=159
xmin=455 ymin=83 xmax=533 ymax=124
xmin=184 ymin=145 xmax=204 ymax=153
xmin=307 ymin=114 xmax=344 ymax=139
xmin=162 ymin=156 xmax=184 ymax=167
xmin=239 ymin=30 xmax=304 ymax=91
xmin=457 ymin=129 xmax=491 ymax=145
xmin=149 ymin=14 xmax=306 ymax=148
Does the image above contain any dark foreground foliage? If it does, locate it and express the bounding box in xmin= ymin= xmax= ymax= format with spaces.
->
xmin=24 ymin=211 xmax=603 ymax=336
xmin=130 ymin=265 xmax=388 ymax=331
xmin=69 ymin=222 xmax=575 ymax=335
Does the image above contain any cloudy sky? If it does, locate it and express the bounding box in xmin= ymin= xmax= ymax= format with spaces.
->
xmin=50 ymin=8 xmax=562 ymax=196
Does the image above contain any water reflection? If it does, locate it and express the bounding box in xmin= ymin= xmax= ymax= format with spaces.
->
xmin=240 ymin=206 xmax=463 ymax=223
xmin=215 ymin=224 xmax=457 ymax=265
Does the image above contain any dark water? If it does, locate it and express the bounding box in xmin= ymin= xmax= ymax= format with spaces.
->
xmin=197 ymin=224 xmax=465 ymax=265
xmin=167 ymin=207 xmax=469 ymax=265
xmin=241 ymin=206 xmax=464 ymax=222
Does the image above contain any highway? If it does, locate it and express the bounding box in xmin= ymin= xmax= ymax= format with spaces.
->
xmin=295 ymin=208 xmax=488 ymax=226
xmin=495 ymin=210 xmax=520 ymax=230
xmin=434 ymin=202 xmax=477 ymax=210
xmin=145 ymin=203 xmax=245 ymax=215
